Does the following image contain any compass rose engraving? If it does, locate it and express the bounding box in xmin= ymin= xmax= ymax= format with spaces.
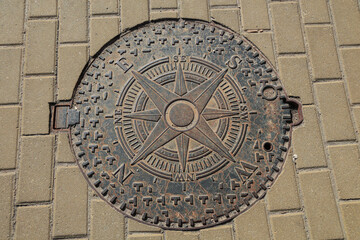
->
xmin=125 ymin=64 xmax=238 ymax=171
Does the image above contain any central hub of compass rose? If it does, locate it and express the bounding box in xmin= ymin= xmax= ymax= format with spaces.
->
xmin=166 ymin=100 xmax=197 ymax=128
xmin=128 ymin=66 xmax=234 ymax=172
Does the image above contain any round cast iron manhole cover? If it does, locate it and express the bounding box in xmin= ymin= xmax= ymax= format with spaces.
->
xmin=68 ymin=20 xmax=302 ymax=230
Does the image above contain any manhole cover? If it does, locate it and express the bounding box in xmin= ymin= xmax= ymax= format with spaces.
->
xmin=56 ymin=20 xmax=303 ymax=230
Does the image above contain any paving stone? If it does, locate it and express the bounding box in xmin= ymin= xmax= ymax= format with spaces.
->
xmin=314 ymin=81 xmax=355 ymax=141
xmin=267 ymin=150 xmax=301 ymax=211
xmin=121 ymin=0 xmax=149 ymax=30
xmin=340 ymin=48 xmax=360 ymax=104
xmin=165 ymin=231 xmax=198 ymax=240
xmin=234 ymin=200 xmax=271 ymax=239
xmin=53 ymin=166 xmax=88 ymax=237
xmin=180 ymin=0 xmax=209 ymax=21
xmin=330 ymin=0 xmax=360 ymax=45
xmin=293 ymin=106 xmax=327 ymax=169
xmin=0 ymin=173 xmax=14 ymax=240
xmin=278 ymin=56 xmax=313 ymax=104
xmin=14 ymin=205 xmax=50 ymax=240
xmin=24 ymin=20 xmax=57 ymax=75
xmin=128 ymin=219 xmax=161 ymax=232
xmin=58 ymin=45 xmax=88 ymax=100
xmin=90 ymin=17 xmax=119 ymax=56
xmin=240 ymin=0 xmax=270 ymax=30
xmin=244 ymin=32 xmax=275 ymax=66
xmin=353 ymin=106 xmax=360 ymax=135
xmin=56 ymin=132 xmax=75 ymax=163
xmin=329 ymin=144 xmax=360 ymax=199
xmin=270 ymin=212 xmax=306 ymax=240
xmin=90 ymin=200 xmax=125 ymax=240
xmin=21 ymin=77 xmax=54 ymax=135
xmin=63 ymin=239 xmax=88 ymax=240
xmin=28 ymin=0 xmax=57 ymax=17
xmin=59 ymin=0 xmax=87 ymax=43
xmin=210 ymin=0 xmax=237 ymax=6
xmin=151 ymin=0 xmax=178 ymax=9
xmin=128 ymin=234 xmax=163 ymax=240
xmin=0 ymin=48 xmax=21 ymax=104
xmin=150 ymin=10 xmax=178 ymax=20
xmin=200 ymin=225 xmax=233 ymax=240
xmin=0 ymin=106 xmax=19 ymax=169
xmin=91 ymin=0 xmax=118 ymax=14
xmin=17 ymin=136 xmax=54 ymax=203
xmin=0 ymin=0 xmax=24 ymax=44
xmin=299 ymin=170 xmax=343 ymax=239
xmin=299 ymin=0 xmax=330 ymax=24
xmin=340 ymin=201 xmax=360 ymax=240
xmin=271 ymin=2 xmax=305 ymax=54
xmin=305 ymin=26 xmax=341 ymax=80
xmin=211 ymin=9 xmax=240 ymax=33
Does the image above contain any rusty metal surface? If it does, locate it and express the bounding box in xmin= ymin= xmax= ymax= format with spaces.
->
xmin=68 ymin=20 xmax=302 ymax=230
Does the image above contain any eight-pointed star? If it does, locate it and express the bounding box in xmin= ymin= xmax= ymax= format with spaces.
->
xmin=126 ymin=64 xmax=238 ymax=172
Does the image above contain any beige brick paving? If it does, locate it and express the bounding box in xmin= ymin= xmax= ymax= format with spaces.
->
xmin=0 ymin=106 xmax=19 ymax=169
xmin=271 ymin=2 xmax=305 ymax=54
xmin=270 ymin=212 xmax=307 ymax=240
xmin=234 ymin=200 xmax=271 ymax=239
xmin=180 ymin=0 xmax=209 ymax=21
xmin=267 ymin=150 xmax=301 ymax=211
xmin=56 ymin=132 xmax=75 ymax=163
xmin=330 ymin=0 xmax=360 ymax=46
xmin=329 ymin=144 xmax=360 ymax=199
xmin=21 ymin=77 xmax=54 ymax=135
xmin=165 ymin=231 xmax=199 ymax=240
xmin=210 ymin=0 xmax=237 ymax=6
xmin=0 ymin=48 xmax=22 ymax=104
xmin=17 ymin=136 xmax=54 ymax=203
xmin=29 ymin=0 xmax=57 ymax=17
xmin=341 ymin=48 xmax=360 ymax=104
xmin=315 ymin=81 xmax=355 ymax=141
xmin=210 ymin=9 xmax=240 ymax=33
xmin=353 ymin=106 xmax=360 ymax=135
xmin=305 ymin=25 xmax=341 ymax=80
xmin=53 ymin=166 xmax=88 ymax=237
xmin=14 ymin=205 xmax=51 ymax=240
xmin=293 ymin=106 xmax=327 ymax=169
xmin=340 ymin=201 xmax=360 ymax=240
xmin=151 ymin=0 xmax=178 ymax=9
xmin=0 ymin=173 xmax=14 ymax=239
xmin=200 ymin=225 xmax=233 ymax=240
xmin=59 ymin=0 xmax=88 ymax=43
xmin=278 ymin=56 xmax=313 ymax=105
xmin=90 ymin=17 xmax=120 ymax=56
xmin=299 ymin=0 xmax=330 ymax=24
xmin=240 ymin=0 xmax=270 ymax=30
xmin=299 ymin=170 xmax=343 ymax=239
xmin=121 ymin=0 xmax=149 ymax=30
xmin=151 ymin=10 xmax=178 ymax=21
xmin=128 ymin=234 xmax=163 ymax=240
xmin=58 ymin=45 xmax=88 ymax=100
xmin=128 ymin=219 xmax=161 ymax=232
xmin=1 ymin=0 xmax=360 ymax=239
xmin=91 ymin=0 xmax=118 ymax=15
xmin=24 ymin=20 xmax=57 ymax=75
xmin=0 ymin=0 xmax=24 ymax=45
xmin=90 ymin=200 xmax=125 ymax=240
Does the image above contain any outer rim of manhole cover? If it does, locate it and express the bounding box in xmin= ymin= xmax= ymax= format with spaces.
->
xmin=63 ymin=19 xmax=303 ymax=230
